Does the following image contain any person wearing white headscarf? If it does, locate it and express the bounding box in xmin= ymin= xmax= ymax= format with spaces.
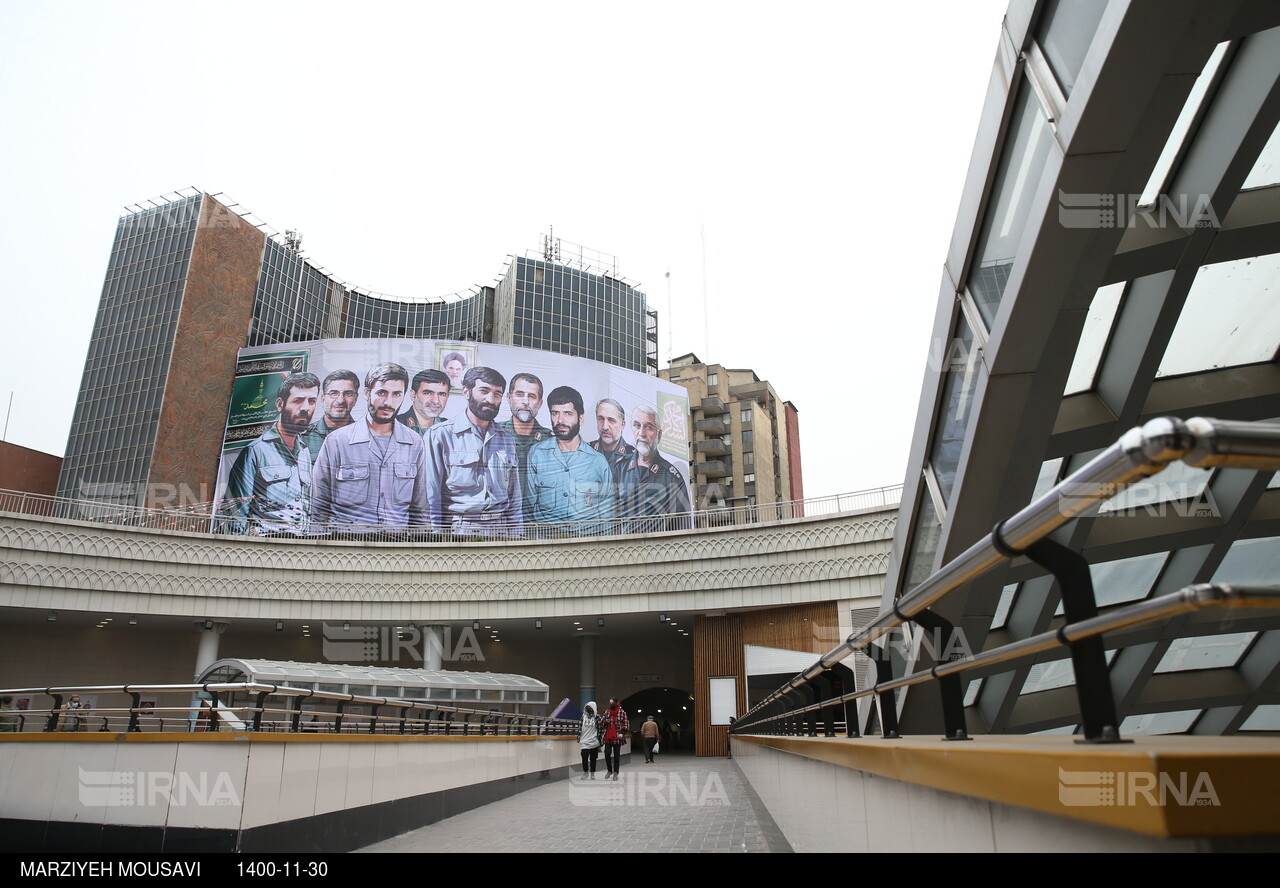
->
xmin=578 ymin=701 xmax=602 ymax=779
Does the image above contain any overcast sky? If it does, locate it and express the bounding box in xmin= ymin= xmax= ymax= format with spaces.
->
xmin=0 ymin=1 xmax=1009 ymax=500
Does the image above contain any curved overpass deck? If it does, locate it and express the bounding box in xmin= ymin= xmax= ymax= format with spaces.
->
xmin=0 ymin=508 xmax=896 ymax=623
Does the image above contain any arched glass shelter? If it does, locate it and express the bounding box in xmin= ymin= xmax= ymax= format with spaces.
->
xmin=196 ymin=659 xmax=550 ymax=707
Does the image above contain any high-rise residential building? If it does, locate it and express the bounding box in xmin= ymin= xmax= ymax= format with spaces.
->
xmin=660 ymin=353 xmax=803 ymax=515
xmin=55 ymin=191 xmax=657 ymax=508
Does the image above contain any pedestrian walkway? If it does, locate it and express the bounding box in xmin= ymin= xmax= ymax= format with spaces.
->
xmin=356 ymin=751 xmax=792 ymax=853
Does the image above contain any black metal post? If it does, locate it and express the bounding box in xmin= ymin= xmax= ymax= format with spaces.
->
xmin=871 ymin=643 xmax=900 ymax=738
xmin=1019 ymin=537 xmax=1127 ymax=744
xmin=906 ymin=608 xmax=971 ymax=741
xmin=251 ymin=691 xmax=270 ymax=732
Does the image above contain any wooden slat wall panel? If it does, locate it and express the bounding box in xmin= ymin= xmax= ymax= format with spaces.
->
xmin=696 ymin=601 xmax=844 ymax=752
xmin=693 ymin=602 xmax=840 ymax=756
xmin=693 ymin=614 xmax=743 ymax=757
xmin=740 ymin=602 xmax=839 ymax=654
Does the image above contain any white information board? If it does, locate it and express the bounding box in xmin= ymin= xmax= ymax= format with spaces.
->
xmin=709 ymin=677 xmax=737 ymax=726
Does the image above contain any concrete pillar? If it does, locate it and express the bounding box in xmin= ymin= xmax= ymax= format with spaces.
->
xmin=579 ymin=633 xmax=598 ymax=709
xmin=193 ymin=621 xmax=228 ymax=679
xmin=423 ymin=625 xmax=448 ymax=670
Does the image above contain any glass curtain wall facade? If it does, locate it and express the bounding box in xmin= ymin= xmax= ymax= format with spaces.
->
xmin=342 ymin=289 xmax=487 ymax=342
xmin=57 ymin=195 xmax=658 ymax=508
xmin=495 ymin=256 xmax=655 ymax=374
xmin=55 ymin=193 xmax=204 ymax=503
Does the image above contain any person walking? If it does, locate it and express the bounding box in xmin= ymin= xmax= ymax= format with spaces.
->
xmin=640 ymin=715 xmax=660 ymax=763
xmin=60 ymin=695 xmax=84 ymax=732
xmin=578 ymin=702 xmax=602 ymax=779
xmin=600 ymin=697 xmax=630 ymax=780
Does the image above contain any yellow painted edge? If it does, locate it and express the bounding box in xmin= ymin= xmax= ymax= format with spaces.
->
xmin=733 ymin=734 xmax=1280 ymax=839
xmin=0 ymin=732 xmax=577 ymax=744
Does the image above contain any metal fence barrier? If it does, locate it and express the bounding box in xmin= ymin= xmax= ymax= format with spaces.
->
xmin=0 ymin=485 xmax=903 ymax=541
xmin=0 ymin=683 xmax=580 ymax=737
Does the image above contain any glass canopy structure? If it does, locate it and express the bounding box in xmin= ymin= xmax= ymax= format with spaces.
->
xmin=196 ymin=659 xmax=550 ymax=706
xmin=886 ymin=0 xmax=1280 ymax=737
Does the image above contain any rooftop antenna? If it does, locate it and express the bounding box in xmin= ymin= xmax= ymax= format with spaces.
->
xmin=543 ymin=226 xmax=560 ymax=263
xmin=665 ymin=269 xmax=673 ymax=366
xmin=701 ymin=224 xmax=710 ymax=359
xmin=285 ymin=229 xmax=303 ymax=253
xmin=2 ymin=392 xmax=10 ymax=442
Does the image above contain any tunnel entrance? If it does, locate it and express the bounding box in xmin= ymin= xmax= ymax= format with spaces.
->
xmin=620 ymin=687 xmax=694 ymax=751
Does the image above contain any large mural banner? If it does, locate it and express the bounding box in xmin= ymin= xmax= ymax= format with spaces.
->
xmin=212 ymin=339 xmax=692 ymax=536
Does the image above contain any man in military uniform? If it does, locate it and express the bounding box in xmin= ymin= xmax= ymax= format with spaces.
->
xmin=310 ymin=363 xmax=428 ymax=531
xmin=306 ymin=369 xmax=359 ymax=462
xmin=223 ymin=371 xmax=321 ymax=535
xmin=423 ymin=366 xmax=524 ymax=535
xmin=589 ymin=398 xmax=636 ymax=482
xmin=399 ymin=369 xmax=451 ymax=435
xmin=497 ymin=372 xmax=553 ymax=519
xmin=527 ymin=385 xmax=616 ymax=535
xmin=617 ymin=404 xmax=692 ymax=533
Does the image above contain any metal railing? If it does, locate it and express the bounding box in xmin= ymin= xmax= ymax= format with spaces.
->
xmin=0 ymin=683 xmax=580 ymax=737
xmin=731 ymin=416 xmax=1280 ymax=743
xmin=0 ymin=484 xmax=902 ymax=542
xmin=731 ymin=583 xmax=1280 ymax=739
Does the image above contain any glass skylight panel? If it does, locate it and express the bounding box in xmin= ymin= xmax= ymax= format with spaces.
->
xmin=1057 ymin=552 xmax=1167 ymax=615
xmin=1154 ymin=632 xmax=1256 ymax=673
xmin=1064 ymin=282 xmax=1125 ymax=395
xmin=1023 ymin=657 xmax=1075 ymax=693
xmin=1033 ymin=724 xmax=1078 ymax=736
xmin=1241 ymin=119 xmax=1280 ymax=189
xmin=1157 ymin=255 xmax=1280 ymax=378
xmin=991 ymin=583 xmax=1018 ymax=630
xmin=968 ymin=87 xmax=1056 ymax=327
xmin=1023 ymin=650 xmax=1115 ymax=694
xmin=928 ymin=314 xmax=979 ymax=504
xmin=1033 ymin=457 xmax=1065 ymax=501
xmin=902 ymin=492 xmax=942 ymax=594
xmin=1118 ymin=710 xmax=1201 ymax=735
xmin=1212 ymin=535 xmax=1280 ymax=583
xmin=1140 ymin=42 xmax=1230 ymax=206
xmin=1097 ymin=460 xmax=1213 ymax=517
xmin=1092 ymin=552 xmax=1167 ymax=607
xmin=1037 ymin=0 xmax=1109 ymax=97
xmin=1240 ymin=705 xmax=1280 ymax=731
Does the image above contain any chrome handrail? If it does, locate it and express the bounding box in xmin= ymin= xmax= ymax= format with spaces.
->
xmin=733 ymin=585 xmax=1280 ymax=731
xmin=734 ymin=416 xmax=1280 ymax=734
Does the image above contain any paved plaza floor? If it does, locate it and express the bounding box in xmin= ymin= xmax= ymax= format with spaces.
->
xmin=356 ymin=751 xmax=792 ymax=853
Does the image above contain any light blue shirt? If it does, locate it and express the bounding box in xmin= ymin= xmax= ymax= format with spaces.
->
xmin=526 ymin=438 xmax=616 ymax=533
